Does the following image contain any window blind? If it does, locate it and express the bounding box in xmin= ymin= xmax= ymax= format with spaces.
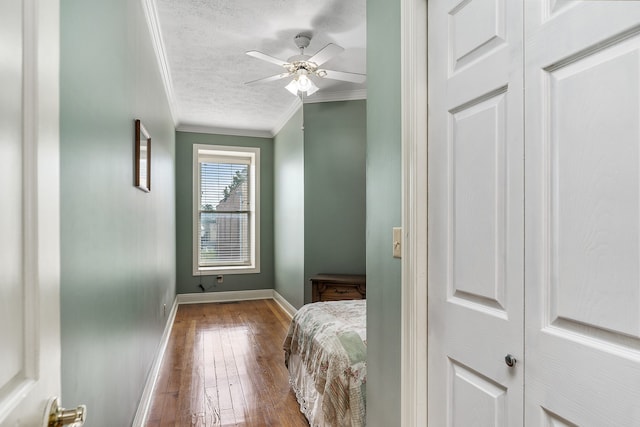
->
xmin=198 ymin=159 xmax=251 ymax=267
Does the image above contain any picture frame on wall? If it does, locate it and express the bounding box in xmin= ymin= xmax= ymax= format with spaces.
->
xmin=135 ymin=119 xmax=151 ymax=192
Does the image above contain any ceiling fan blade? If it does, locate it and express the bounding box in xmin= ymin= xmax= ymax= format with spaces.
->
xmin=245 ymin=72 xmax=291 ymax=86
xmin=308 ymin=43 xmax=344 ymax=66
xmin=246 ymin=50 xmax=290 ymax=68
xmin=319 ymin=69 xmax=366 ymax=84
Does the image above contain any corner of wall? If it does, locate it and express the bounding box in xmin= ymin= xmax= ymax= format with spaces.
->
xmin=273 ymin=108 xmax=305 ymax=309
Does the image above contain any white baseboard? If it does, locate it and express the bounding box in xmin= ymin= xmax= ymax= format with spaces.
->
xmin=177 ymin=289 xmax=273 ymax=304
xmin=133 ymin=289 xmax=297 ymax=425
xmin=131 ymin=296 xmax=179 ymax=427
xmin=272 ymin=290 xmax=298 ymax=318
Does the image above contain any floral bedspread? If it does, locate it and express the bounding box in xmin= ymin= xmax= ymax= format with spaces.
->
xmin=283 ymin=300 xmax=367 ymax=427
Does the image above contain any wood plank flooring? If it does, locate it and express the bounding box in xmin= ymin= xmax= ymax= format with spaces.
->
xmin=145 ymin=299 xmax=309 ymax=427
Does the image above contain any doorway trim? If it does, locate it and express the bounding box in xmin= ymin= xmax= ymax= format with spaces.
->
xmin=400 ymin=0 xmax=428 ymax=424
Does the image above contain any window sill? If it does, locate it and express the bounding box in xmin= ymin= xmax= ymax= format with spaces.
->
xmin=193 ymin=265 xmax=260 ymax=276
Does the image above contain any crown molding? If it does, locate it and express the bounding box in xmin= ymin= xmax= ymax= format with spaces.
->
xmin=141 ymin=0 xmax=178 ymax=126
xmin=270 ymin=97 xmax=303 ymax=137
xmin=302 ymin=88 xmax=367 ymax=104
xmin=176 ymin=123 xmax=273 ymax=139
xmin=140 ymin=0 xmax=367 ymax=136
xmin=268 ymin=89 xmax=367 ymax=137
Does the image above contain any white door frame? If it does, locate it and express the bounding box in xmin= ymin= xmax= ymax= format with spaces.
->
xmin=0 ymin=0 xmax=61 ymax=424
xmin=400 ymin=0 xmax=428 ymax=424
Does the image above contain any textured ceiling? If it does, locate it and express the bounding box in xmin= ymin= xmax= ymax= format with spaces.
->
xmin=154 ymin=0 xmax=367 ymax=136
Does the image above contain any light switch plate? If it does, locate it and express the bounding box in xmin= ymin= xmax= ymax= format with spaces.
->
xmin=393 ymin=227 xmax=402 ymax=258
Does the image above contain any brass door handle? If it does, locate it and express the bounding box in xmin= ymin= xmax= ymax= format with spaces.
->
xmin=46 ymin=397 xmax=86 ymax=427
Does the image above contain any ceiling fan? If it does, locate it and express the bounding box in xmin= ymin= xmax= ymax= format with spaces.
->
xmin=245 ymin=33 xmax=366 ymax=97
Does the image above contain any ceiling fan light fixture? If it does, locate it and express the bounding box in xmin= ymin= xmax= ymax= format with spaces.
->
xmin=285 ymin=71 xmax=319 ymax=97
xmin=247 ymin=35 xmax=364 ymax=97
xmin=297 ymin=73 xmax=313 ymax=91
xmin=285 ymin=79 xmax=299 ymax=96
xmin=305 ymin=82 xmax=319 ymax=96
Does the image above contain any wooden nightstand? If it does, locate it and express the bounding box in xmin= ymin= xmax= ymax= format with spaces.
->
xmin=310 ymin=274 xmax=366 ymax=302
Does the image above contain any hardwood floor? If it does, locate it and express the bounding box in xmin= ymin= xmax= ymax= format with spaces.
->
xmin=145 ymin=299 xmax=309 ymax=427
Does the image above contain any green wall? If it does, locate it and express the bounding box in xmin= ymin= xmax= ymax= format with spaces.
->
xmin=175 ymin=132 xmax=274 ymax=294
xmin=272 ymin=101 xmax=367 ymax=307
xmin=274 ymin=108 xmax=305 ymax=308
xmin=60 ymin=0 xmax=176 ymax=425
xmin=303 ymin=101 xmax=367 ymax=302
xmin=366 ymin=0 xmax=403 ymax=424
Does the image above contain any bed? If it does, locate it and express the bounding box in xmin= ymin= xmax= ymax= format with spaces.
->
xmin=283 ymin=299 xmax=367 ymax=427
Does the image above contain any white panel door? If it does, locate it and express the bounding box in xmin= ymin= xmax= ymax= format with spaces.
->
xmin=525 ymin=2 xmax=640 ymax=425
xmin=0 ymin=0 xmax=61 ymax=425
xmin=427 ymin=0 xmax=524 ymax=425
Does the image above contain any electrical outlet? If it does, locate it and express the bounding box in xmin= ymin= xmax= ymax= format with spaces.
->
xmin=217 ymin=275 xmax=224 ymax=284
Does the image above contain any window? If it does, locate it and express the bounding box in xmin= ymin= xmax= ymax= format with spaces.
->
xmin=193 ymin=144 xmax=260 ymax=275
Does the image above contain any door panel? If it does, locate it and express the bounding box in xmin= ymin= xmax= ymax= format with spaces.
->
xmin=525 ymin=2 xmax=640 ymax=425
xmin=550 ymin=39 xmax=640 ymax=339
xmin=449 ymin=0 xmax=506 ymax=73
xmin=428 ymin=0 xmax=524 ymax=425
xmin=0 ymin=0 xmax=61 ymax=425
xmin=0 ymin=0 xmax=25 ymax=398
xmin=451 ymin=91 xmax=507 ymax=312
xmin=449 ymin=360 xmax=508 ymax=427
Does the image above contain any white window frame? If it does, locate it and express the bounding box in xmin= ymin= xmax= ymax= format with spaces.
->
xmin=192 ymin=144 xmax=260 ymax=275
